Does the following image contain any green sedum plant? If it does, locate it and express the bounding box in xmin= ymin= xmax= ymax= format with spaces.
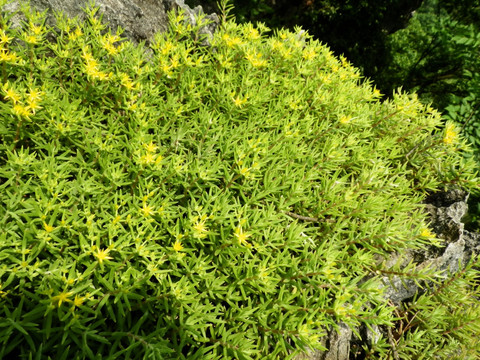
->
xmin=0 ymin=1 xmax=479 ymax=359
xmin=364 ymin=258 xmax=480 ymax=360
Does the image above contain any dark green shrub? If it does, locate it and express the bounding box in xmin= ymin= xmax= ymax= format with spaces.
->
xmin=0 ymin=2 xmax=479 ymax=359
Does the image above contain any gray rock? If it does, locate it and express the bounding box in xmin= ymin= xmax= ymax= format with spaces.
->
xmin=170 ymin=0 xmax=219 ymax=45
xmin=2 ymin=0 xmax=218 ymax=45
xmin=295 ymin=323 xmax=352 ymax=360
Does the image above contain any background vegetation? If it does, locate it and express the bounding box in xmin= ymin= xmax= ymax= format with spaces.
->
xmin=187 ymin=0 xmax=480 ymax=229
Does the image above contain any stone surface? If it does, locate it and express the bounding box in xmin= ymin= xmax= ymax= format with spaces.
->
xmin=2 ymin=0 xmax=218 ymax=45
xmin=172 ymin=0 xmax=219 ymax=45
xmin=295 ymin=323 xmax=352 ymax=360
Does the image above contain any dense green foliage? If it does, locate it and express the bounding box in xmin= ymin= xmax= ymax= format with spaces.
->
xmin=439 ymin=0 xmax=480 ymax=26
xmin=1 ymin=1 xmax=480 ymax=359
xmin=369 ymin=259 xmax=480 ymax=359
xmin=190 ymin=0 xmax=480 ymax=229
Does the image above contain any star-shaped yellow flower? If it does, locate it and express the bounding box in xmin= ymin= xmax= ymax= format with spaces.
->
xmin=93 ymin=248 xmax=112 ymax=264
xmin=51 ymin=291 xmax=73 ymax=307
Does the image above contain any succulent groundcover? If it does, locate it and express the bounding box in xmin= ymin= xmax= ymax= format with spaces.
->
xmin=1 ymin=2 xmax=479 ymax=359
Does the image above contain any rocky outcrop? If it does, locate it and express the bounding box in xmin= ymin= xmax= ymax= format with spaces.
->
xmin=2 ymin=0 xmax=218 ymax=45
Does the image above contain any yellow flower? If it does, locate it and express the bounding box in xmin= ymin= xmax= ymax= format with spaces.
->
xmin=127 ymin=101 xmax=138 ymax=112
xmin=24 ymin=34 xmax=39 ymax=45
xmin=29 ymin=23 xmax=44 ymax=36
xmin=85 ymin=59 xmax=100 ymax=76
xmin=0 ymin=50 xmax=17 ymax=63
xmin=112 ymin=215 xmax=121 ymax=225
xmin=420 ymin=228 xmax=435 ymax=238
xmin=170 ymin=54 xmax=181 ymax=69
xmin=103 ymin=42 xmax=118 ymax=56
xmin=239 ymin=167 xmax=250 ymax=176
xmin=100 ymin=33 xmax=121 ymax=55
xmin=279 ymin=47 xmax=292 ymax=59
xmin=27 ymin=88 xmax=43 ymax=103
xmin=334 ymin=303 xmax=348 ymax=317
xmin=244 ymin=26 xmax=261 ymax=40
xmin=339 ymin=115 xmax=352 ymax=125
xmin=161 ymin=41 xmax=175 ymax=56
xmin=140 ymin=203 xmax=155 ymax=217
xmin=229 ymin=36 xmax=243 ymax=46
xmin=139 ymin=152 xmax=156 ymax=165
xmin=217 ymin=54 xmax=232 ymax=69
xmin=232 ymin=94 xmax=248 ymax=108
xmin=289 ymin=100 xmax=301 ymax=110
xmin=192 ymin=219 xmax=208 ymax=239
xmin=106 ymin=33 xmax=121 ymax=43
xmin=68 ymin=28 xmax=83 ymax=42
xmin=83 ymin=54 xmax=111 ymax=81
xmin=0 ymin=29 xmax=12 ymax=44
xmin=27 ymin=99 xmax=42 ymax=114
xmin=173 ymin=240 xmax=184 ymax=252
xmin=270 ymin=39 xmax=283 ymax=51
xmin=93 ymin=248 xmax=112 ymax=264
xmin=302 ymin=48 xmax=316 ymax=61
xmin=72 ymin=295 xmax=85 ymax=308
xmin=51 ymin=291 xmax=73 ymax=307
xmin=443 ymin=122 xmax=458 ymax=145
xmin=43 ymin=222 xmax=54 ymax=233
xmin=222 ymin=33 xmax=243 ymax=47
xmin=245 ymin=51 xmax=267 ymax=68
xmin=258 ymin=267 xmax=269 ymax=281
xmin=234 ymin=226 xmax=252 ymax=248
xmin=3 ymin=85 xmax=21 ymax=104
xmin=119 ymin=73 xmax=136 ymax=91
xmin=143 ymin=141 xmax=158 ymax=153
xmin=81 ymin=48 xmax=95 ymax=63
xmin=12 ymin=104 xmax=32 ymax=119
xmin=96 ymin=71 xmax=112 ymax=82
